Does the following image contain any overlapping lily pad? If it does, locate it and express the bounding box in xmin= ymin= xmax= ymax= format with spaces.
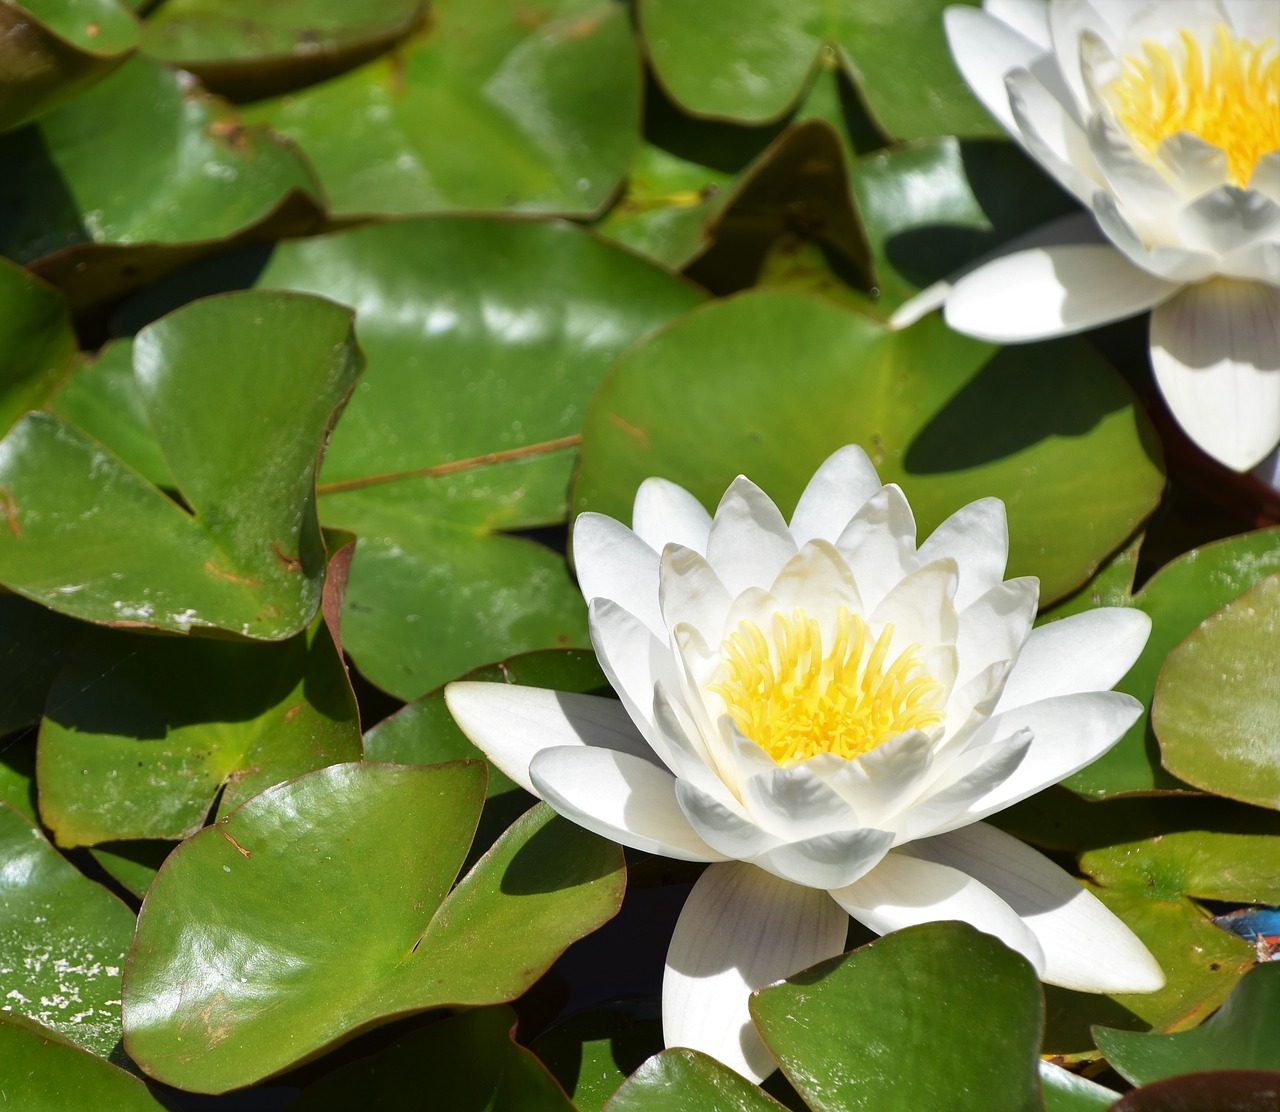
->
xmin=251 ymin=217 xmax=704 ymax=697
xmin=0 ymin=0 xmax=139 ymax=132
xmin=573 ymin=290 xmax=1162 ymax=605
xmin=0 ymin=593 xmax=84 ymax=737
xmin=639 ymin=0 xmax=994 ymax=138
xmin=0 ymin=804 xmax=136 ymax=1058
xmin=0 ymin=291 xmax=361 ymax=639
xmin=1153 ymin=575 xmax=1280 ymax=810
xmin=606 ymin=1047 xmax=786 ymax=1111
xmin=37 ymin=615 xmax=361 ymax=847
xmin=140 ymin=0 xmax=425 ymax=100
xmin=1059 ymin=529 xmax=1280 ymax=799
xmin=122 ymin=765 xmax=624 ymax=1091
xmin=0 ymin=259 xmax=76 ymax=437
xmin=751 ymin=922 xmax=1044 ymax=1112
xmin=245 ymin=0 xmax=640 ymax=218
xmin=0 ymin=55 xmax=322 ymax=308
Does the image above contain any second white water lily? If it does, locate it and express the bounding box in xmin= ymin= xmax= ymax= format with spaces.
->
xmin=896 ymin=0 xmax=1280 ymax=471
xmin=446 ymin=447 xmax=1164 ymax=1081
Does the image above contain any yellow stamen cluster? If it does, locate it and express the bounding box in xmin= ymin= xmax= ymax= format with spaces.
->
xmin=709 ymin=606 xmax=945 ymax=766
xmin=1107 ymin=24 xmax=1280 ymax=188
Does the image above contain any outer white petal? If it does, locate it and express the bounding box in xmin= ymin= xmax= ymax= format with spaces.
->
xmin=740 ymin=763 xmax=860 ymax=840
xmin=530 ymin=746 xmax=729 ymax=862
xmin=1049 ymin=0 xmax=1128 ymax=117
xmin=867 ymin=558 xmax=960 ymax=682
xmin=829 ymin=850 xmax=1047 ymax=974
xmin=1220 ymin=240 xmax=1280 ymax=285
xmin=834 ymin=485 xmax=918 ymax=612
xmin=803 ymin=731 xmax=935 ymax=829
xmin=632 ymin=477 xmax=712 ymax=555
xmin=985 ymin=0 xmax=1053 ymax=49
xmin=706 ymin=477 xmax=798 ymax=597
xmin=938 ymin=690 xmax=1144 ymax=827
xmin=996 ymin=607 xmax=1151 ymax=713
xmin=589 ymin=598 xmax=677 ymax=756
xmin=943 ymin=5 xmax=1047 ymax=133
xmin=663 ymin=862 xmax=848 ymax=1082
xmin=1174 ymin=188 xmax=1280 ymax=261
xmin=914 ymin=823 xmax=1165 ymax=992
xmin=573 ymin=513 xmax=662 ymax=634
xmin=1150 ymin=279 xmax=1280 ymax=470
xmin=788 ymin=444 xmax=881 ymax=545
xmin=1006 ymin=67 xmax=1100 ymax=203
xmin=944 ymin=244 xmax=1180 ymax=341
xmin=1091 ymin=192 xmax=1221 ymax=282
xmin=1085 ymin=114 xmax=1184 ymax=223
xmin=444 ymin=684 xmax=654 ymax=796
xmin=676 ymin=779 xmax=779 ymax=859
xmin=953 ymin=577 xmax=1039 ymax=692
xmin=917 ymin=497 xmax=1010 ymax=611
xmin=752 ymin=827 xmax=894 ymax=891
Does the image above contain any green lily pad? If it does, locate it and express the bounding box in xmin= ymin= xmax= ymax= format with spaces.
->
xmin=0 ymin=259 xmax=76 ymax=438
xmin=141 ymin=0 xmax=424 ymax=101
xmin=849 ymin=137 xmax=1079 ymax=314
xmin=250 ymin=217 xmax=704 ymax=698
xmin=122 ymin=765 xmax=624 ymax=1091
xmin=532 ymin=998 xmax=663 ymax=1112
xmin=49 ymin=339 xmax=173 ymax=491
xmin=0 ymin=733 xmax=38 ymax=820
xmin=639 ymin=0 xmax=993 ymax=138
xmin=1095 ymin=963 xmax=1280 ymax=1085
xmin=37 ymin=615 xmax=361 ymax=848
xmin=0 ymin=0 xmax=138 ymax=132
xmin=751 ymin=922 xmax=1043 ymax=1112
xmin=0 ymin=55 xmax=322 ymax=309
xmin=604 ymin=1047 xmax=788 ymax=1111
xmin=0 ymin=804 xmax=135 ymax=1059
xmin=88 ymin=841 xmax=172 ymax=900
xmin=573 ymin=290 xmax=1162 ymax=606
xmin=244 ymin=0 xmax=639 ymax=219
xmin=1061 ymin=529 xmax=1280 ymax=800
xmin=0 ymin=291 xmax=361 ymax=639
xmin=0 ymin=594 xmax=85 ymax=737
xmin=0 ymin=1018 xmax=171 ymax=1111
xmin=1153 ymin=575 xmax=1280 ymax=810
xmin=289 ymin=1005 xmax=574 ymax=1111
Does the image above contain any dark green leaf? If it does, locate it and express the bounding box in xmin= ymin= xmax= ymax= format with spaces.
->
xmin=604 ymin=1047 xmax=787 ymax=1111
xmin=0 ymin=258 xmax=76 ymax=437
xmin=532 ymin=998 xmax=663 ymax=1112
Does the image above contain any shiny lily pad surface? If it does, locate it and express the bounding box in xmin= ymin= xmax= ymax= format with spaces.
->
xmin=122 ymin=765 xmax=624 ymax=1091
xmin=0 ymin=259 xmax=76 ymax=437
xmin=0 ymin=0 xmax=139 ymax=132
xmin=0 ymin=291 xmax=360 ymax=638
xmin=574 ymin=290 xmax=1162 ymax=605
xmin=1153 ymin=575 xmax=1280 ymax=810
xmin=606 ymin=1047 xmax=787 ymax=1111
xmin=246 ymin=0 xmax=640 ymax=218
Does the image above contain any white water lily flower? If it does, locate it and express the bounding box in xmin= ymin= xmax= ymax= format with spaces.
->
xmin=892 ymin=0 xmax=1280 ymax=472
xmin=445 ymin=447 xmax=1164 ymax=1081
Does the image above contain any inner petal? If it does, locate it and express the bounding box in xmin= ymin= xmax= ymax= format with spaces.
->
xmin=1105 ymin=23 xmax=1280 ymax=188
xmin=707 ymin=605 xmax=946 ymax=766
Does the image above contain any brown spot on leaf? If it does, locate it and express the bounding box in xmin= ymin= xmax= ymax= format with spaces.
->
xmin=608 ymin=413 xmax=650 ymax=449
xmin=0 ymin=488 xmax=20 ymax=537
xmin=205 ymin=560 xmax=260 ymax=587
xmin=272 ymin=542 xmax=302 ymax=572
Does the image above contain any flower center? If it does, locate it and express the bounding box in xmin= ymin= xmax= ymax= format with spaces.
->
xmin=1106 ymin=24 xmax=1280 ymax=188
xmin=708 ymin=606 xmax=945 ymax=766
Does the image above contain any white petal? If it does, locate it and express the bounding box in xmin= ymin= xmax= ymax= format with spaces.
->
xmin=740 ymin=764 xmax=860 ymax=840
xmin=1150 ymin=280 xmax=1280 ymax=470
xmin=1248 ymin=151 xmax=1280 ymax=205
xmin=996 ymin=607 xmax=1151 ymax=713
xmin=986 ymin=0 xmax=1053 ymax=49
xmin=1222 ymin=0 xmax=1279 ymax=40
xmin=444 ymin=684 xmax=655 ymax=797
xmin=633 ymin=477 xmax=712 ymax=555
xmin=589 ymin=599 xmax=683 ymax=762
xmin=834 ymin=485 xmax=918 ymax=612
xmin=954 ymin=577 xmax=1039 ymax=692
xmin=788 ymin=445 xmax=882 ymax=545
xmin=944 ymin=5 xmax=1047 ymax=133
xmin=663 ymin=863 xmax=848 ymax=1082
xmin=1085 ymin=114 xmax=1184 ymax=222
xmin=918 ymin=497 xmax=1010 ymax=612
xmin=1091 ymin=192 xmax=1221 ymax=282
xmin=530 ymin=746 xmax=728 ymax=862
xmin=945 ymin=244 xmax=1180 ymax=341
xmin=659 ymin=544 xmax=732 ymax=644
xmin=1006 ymin=68 xmax=1100 ymax=203
xmin=653 ymin=682 xmax=726 ymax=794
xmin=752 ymin=827 xmax=894 ymax=891
xmin=1157 ymin=133 xmax=1230 ymax=199
xmin=914 ymin=824 xmax=1165 ymax=992
xmin=803 ymin=732 xmax=934 ymax=828
xmin=1050 ymin=0 xmax=1127 ymax=117
xmin=676 ymin=779 xmax=778 ymax=859
xmin=768 ymin=540 xmax=863 ymax=619
xmin=941 ymin=690 xmax=1144 ymax=826
xmin=706 ymin=477 xmax=798 ymax=597
xmin=888 ymin=279 xmax=952 ymax=331
xmin=829 ymin=850 xmax=1047 ymax=973
xmin=868 ymin=558 xmax=960 ymax=673
xmin=573 ymin=513 xmax=662 ymax=634
xmin=1175 ymin=187 xmax=1280 ymax=260
xmin=1220 ymin=240 xmax=1280 ymax=285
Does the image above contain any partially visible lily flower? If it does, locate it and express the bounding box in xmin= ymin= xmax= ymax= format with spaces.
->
xmin=446 ymin=448 xmax=1164 ymax=1081
xmin=893 ymin=0 xmax=1279 ymax=472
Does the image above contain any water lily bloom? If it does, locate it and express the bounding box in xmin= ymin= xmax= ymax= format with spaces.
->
xmin=892 ymin=0 xmax=1280 ymax=472
xmin=446 ymin=448 xmax=1164 ymax=1080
